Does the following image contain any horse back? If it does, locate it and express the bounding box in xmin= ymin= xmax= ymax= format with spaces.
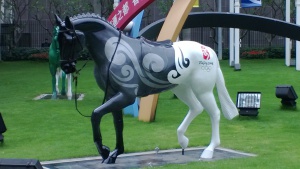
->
xmin=105 ymin=36 xmax=178 ymax=97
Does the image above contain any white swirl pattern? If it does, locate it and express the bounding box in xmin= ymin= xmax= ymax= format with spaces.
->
xmin=105 ymin=37 xmax=175 ymax=91
xmin=142 ymin=53 xmax=165 ymax=72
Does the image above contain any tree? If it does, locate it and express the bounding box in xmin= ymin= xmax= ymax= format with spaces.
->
xmin=241 ymin=0 xmax=296 ymax=47
xmin=156 ymin=0 xmax=173 ymax=16
xmin=198 ymin=0 xmax=220 ymax=47
xmin=31 ymin=0 xmax=93 ymax=36
xmin=0 ymin=0 xmax=36 ymax=49
xmin=31 ymin=0 xmax=113 ymax=36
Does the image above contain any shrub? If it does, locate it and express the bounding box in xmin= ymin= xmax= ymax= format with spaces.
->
xmin=1 ymin=46 xmax=91 ymax=61
xmin=241 ymin=49 xmax=267 ymax=59
xmin=1 ymin=47 xmax=49 ymax=61
xmin=222 ymin=47 xmax=290 ymax=60
xmin=28 ymin=52 xmax=49 ymax=61
xmin=221 ymin=48 xmax=229 ymax=60
xmin=264 ymin=47 xmax=296 ymax=59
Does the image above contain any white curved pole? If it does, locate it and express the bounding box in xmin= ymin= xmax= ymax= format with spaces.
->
xmin=285 ymin=0 xmax=291 ymax=66
xmin=229 ymin=0 xmax=234 ymax=66
xmin=234 ymin=0 xmax=241 ymax=70
xmin=296 ymin=0 xmax=300 ymax=70
xmin=217 ymin=0 xmax=222 ymax=60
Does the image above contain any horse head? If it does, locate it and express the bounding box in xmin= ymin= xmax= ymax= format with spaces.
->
xmin=55 ymin=14 xmax=85 ymax=74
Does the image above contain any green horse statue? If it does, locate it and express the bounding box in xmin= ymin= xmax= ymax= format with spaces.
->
xmin=49 ymin=26 xmax=72 ymax=100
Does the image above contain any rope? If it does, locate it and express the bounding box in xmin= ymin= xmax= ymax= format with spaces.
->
xmin=73 ymin=61 xmax=90 ymax=118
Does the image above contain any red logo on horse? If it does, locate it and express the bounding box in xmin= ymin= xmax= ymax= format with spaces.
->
xmin=201 ymin=45 xmax=210 ymax=60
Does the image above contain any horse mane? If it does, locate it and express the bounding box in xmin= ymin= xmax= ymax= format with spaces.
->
xmin=69 ymin=13 xmax=116 ymax=28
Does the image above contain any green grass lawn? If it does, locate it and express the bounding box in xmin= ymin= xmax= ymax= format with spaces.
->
xmin=0 ymin=59 xmax=300 ymax=168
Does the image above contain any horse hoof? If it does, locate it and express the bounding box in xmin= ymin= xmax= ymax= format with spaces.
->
xmin=200 ymin=149 xmax=214 ymax=159
xmin=178 ymin=135 xmax=189 ymax=149
xmin=103 ymin=149 xmax=119 ymax=164
xmin=103 ymin=156 xmax=117 ymax=164
xmin=94 ymin=142 xmax=110 ymax=163
xmin=100 ymin=145 xmax=110 ymax=163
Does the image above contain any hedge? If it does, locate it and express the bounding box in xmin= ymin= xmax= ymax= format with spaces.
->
xmin=0 ymin=47 xmax=293 ymax=61
xmin=1 ymin=47 xmax=49 ymax=61
xmin=221 ymin=47 xmax=295 ymax=60
xmin=0 ymin=47 xmax=90 ymax=61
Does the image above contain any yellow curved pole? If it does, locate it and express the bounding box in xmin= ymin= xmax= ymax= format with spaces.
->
xmin=138 ymin=0 xmax=196 ymax=122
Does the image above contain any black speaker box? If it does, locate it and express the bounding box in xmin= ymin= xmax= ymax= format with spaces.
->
xmin=0 ymin=158 xmax=43 ymax=169
xmin=0 ymin=113 xmax=7 ymax=134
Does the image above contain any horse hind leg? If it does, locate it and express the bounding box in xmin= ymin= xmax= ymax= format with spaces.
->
xmin=49 ymin=65 xmax=58 ymax=99
xmin=196 ymin=92 xmax=221 ymax=159
xmin=171 ymin=85 xmax=203 ymax=151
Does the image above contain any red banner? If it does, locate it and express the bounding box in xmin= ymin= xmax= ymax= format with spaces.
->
xmin=107 ymin=0 xmax=154 ymax=30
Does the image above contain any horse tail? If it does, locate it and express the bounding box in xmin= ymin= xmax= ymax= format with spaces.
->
xmin=215 ymin=63 xmax=239 ymax=120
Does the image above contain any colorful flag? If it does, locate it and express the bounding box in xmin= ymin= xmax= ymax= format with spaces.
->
xmin=241 ymin=0 xmax=262 ymax=8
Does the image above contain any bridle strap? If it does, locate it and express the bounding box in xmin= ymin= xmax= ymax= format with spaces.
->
xmin=71 ymin=29 xmax=91 ymax=118
xmin=73 ymin=59 xmax=89 ymax=117
xmin=60 ymin=28 xmax=85 ymax=62
xmin=71 ymin=29 xmax=122 ymax=117
xmin=61 ymin=28 xmax=90 ymax=117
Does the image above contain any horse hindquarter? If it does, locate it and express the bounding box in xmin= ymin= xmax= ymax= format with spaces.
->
xmin=170 ymin=41 xmax=218 ymax=91
xmin=171 ymin=42 xmax=222 ymax=158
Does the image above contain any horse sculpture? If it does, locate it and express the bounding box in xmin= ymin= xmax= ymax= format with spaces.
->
xmin=49 ymin=26 xmax=72 ymax=100
xmin=55 ymin=13 xmax=239 ymax=164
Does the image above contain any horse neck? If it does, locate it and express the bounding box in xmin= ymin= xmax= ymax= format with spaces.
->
xmin=50 ymin=40 xmax=57 ymax=51
xmin=87 ymin=30 xmax=120 ymax=66
xmin=73 ymin=19 xmax=120 ymax=65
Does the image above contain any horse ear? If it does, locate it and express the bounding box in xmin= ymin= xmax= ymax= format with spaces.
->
xmin=55 ymin=14 xmax=63 ymax=26
xmin=65 ymin=16 xmax=74 ymax=30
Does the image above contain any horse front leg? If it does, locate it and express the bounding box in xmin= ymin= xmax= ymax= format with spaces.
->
xmin=91 ymin=92 xmax=134 ymax=164
xmin=91 ymin=112 xmax=110 ymax=163
xmin=66 ymin=74 xmax=72 ymax=100
xmin=60 ymin=69 xmax=66 ymax=96
xmin=102 ymin=110 xmax=124 ymax=164
xmin=49 ymin=65 xmax=58 ymax=99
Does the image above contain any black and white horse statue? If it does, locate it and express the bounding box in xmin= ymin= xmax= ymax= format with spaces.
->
xmin=55 ymin=13 xmax=238 ymax=164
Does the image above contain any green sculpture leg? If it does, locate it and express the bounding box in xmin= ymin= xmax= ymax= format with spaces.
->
xmin=49 ymin=64 xmax=58 ymax=99
xmin=49 ymin=25 xmax=62 ymax=99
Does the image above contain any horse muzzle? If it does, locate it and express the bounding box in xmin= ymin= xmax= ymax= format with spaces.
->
xmin=60 ymin=60 xmax=77 ymax=74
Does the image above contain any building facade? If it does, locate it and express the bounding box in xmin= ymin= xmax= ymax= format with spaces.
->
xmin=0 ymin=0 xmax=292 ymax=51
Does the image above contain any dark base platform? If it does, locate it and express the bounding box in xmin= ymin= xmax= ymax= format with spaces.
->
xmin=33 ymin=93 xmax=84 ymax=100
xmin=42 ymin=147 xmax=256 ymax=169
